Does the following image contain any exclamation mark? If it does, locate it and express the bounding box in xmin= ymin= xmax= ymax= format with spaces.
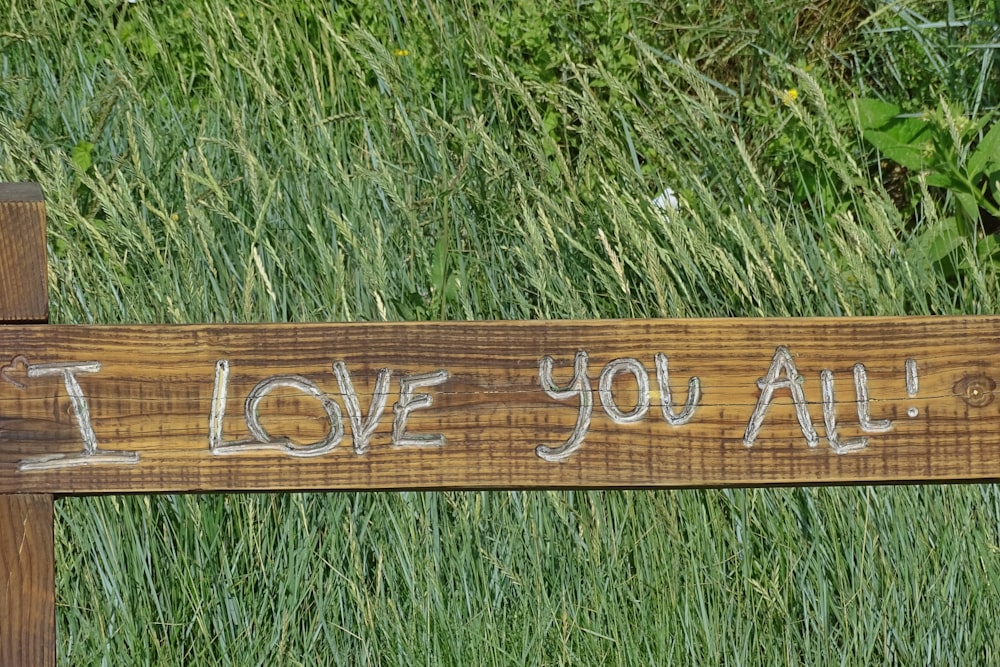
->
xmin=905 ymin=359 xmax=919 ymax=418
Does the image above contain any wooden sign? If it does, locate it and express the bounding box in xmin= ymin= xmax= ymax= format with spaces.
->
xmin=3 ymin=182 xmax=1000 ymax=667
xmin=2 ymin=317 xmax=1000 ymax=494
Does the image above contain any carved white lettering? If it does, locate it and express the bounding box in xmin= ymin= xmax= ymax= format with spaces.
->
xmin=333 ymin=361 xmax=391 ymax=455
xmin=820 ymin=369 xmax=867 ymax=455
xmin=905 ymin=359 xmax=918 ymax=396
xmin=906 ymin=359 xmax=919 ymax=417
xmin=209 ymin=359 xmax=230 ymax=451
xmin=18 ymin=360 xmax=139 ymax=471
xmin=536 ymin=352 xmax=592 ymax=462
xmin=211 ymin=361 xmax=345 ymax=457
xmin=743 ymin=346 xmax=819 ymax=448
xmin=599 ymin=358 xmax=649 ymax=424
xmin=653 ymin=353 xmax=700 ymax=426
xmin=11 ymin=347 xmax=926 ymax=473
xmin=244 ymin=376 xmax=344 ymax=456
xmin=391 ymin=370 xmax=449 ymax=447
xmin=29 ymin=362 xmax=101 ymax=454
xmin=853 ymin=364 xmax=892 ymax=432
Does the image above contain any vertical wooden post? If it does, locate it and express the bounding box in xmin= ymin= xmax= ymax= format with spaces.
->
xmin=0 ymin=183 xmax=55 ymax=666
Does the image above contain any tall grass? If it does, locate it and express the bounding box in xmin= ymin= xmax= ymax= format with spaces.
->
xmin=2 ymin=0 xmax=1000 ymax=663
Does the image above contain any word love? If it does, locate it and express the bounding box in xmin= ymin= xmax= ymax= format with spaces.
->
xmin=210 ymin=360 xmax=449 ymax=457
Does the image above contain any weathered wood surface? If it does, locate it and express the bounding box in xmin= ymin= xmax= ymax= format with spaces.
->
xmin=1 ymin=317 xmax=999 ymax=494
xmin=0 ymin=183 xmax=48 ymax=323
xmin=0 ymin=181 xmax=56 ymax=667
xmin=0 ymin=494 xmax=55 ymax=667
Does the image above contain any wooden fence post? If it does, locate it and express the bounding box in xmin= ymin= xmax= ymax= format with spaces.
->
xmin=0 ymin=183 xmax=55 ymax=666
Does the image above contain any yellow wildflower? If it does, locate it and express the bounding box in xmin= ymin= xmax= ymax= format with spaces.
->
xmin=394 ymin=49 xmax=410 ymax=57
xmin=781 ymin=89 xmax=799 ymax=106
xmin=170 ymin=213 xmax=179 ymax=222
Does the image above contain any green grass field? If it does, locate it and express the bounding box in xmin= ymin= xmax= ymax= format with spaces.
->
xmin=3 ymin=0 xmax=1000 ymax=663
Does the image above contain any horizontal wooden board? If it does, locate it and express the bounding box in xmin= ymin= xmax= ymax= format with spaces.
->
xmin=1 ymin=317 xmax=1000 ymax=493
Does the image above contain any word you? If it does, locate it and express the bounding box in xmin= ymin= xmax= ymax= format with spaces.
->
xmin=535 ymin=352 xmax=700 ymax=462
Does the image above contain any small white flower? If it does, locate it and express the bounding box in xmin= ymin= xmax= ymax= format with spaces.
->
xmin=652 ymin=188 xmax=679 ymax=217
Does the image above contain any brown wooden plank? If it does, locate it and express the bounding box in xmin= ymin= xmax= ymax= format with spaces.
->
xmin=0 ymin=494 xmax=55 ymax=667
xmin=0 ymin=183 xmax=48 ymax=323
xmin=0 ymin=182 xmax=55 ymax=666
xmin=0 ymin=317 xmax=999 ymax=493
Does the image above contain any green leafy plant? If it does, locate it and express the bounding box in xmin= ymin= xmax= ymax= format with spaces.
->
xmin=858 ymin=97 xmax=1000 ymax=271
xmin=857 ymin=4 xmax=1000 ymax=114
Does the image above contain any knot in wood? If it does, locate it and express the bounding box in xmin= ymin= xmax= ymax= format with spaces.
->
xmin=954 ymin=373 xmax=996 ymax=408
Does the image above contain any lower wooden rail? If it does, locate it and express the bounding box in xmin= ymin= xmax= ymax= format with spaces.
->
xmin=3 ymin=183 xmax=1000 ymax=664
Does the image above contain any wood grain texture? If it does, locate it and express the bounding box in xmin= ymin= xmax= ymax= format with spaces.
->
xmin=0 ymin=183 xmax=47 ymax=323
xmin=0 ymin=183 xmax=55 ymax=667
xmin=0 ymin=494 xmax=55 ymax=667
xmin=0 ymin=317 xmax=999 ymax=493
